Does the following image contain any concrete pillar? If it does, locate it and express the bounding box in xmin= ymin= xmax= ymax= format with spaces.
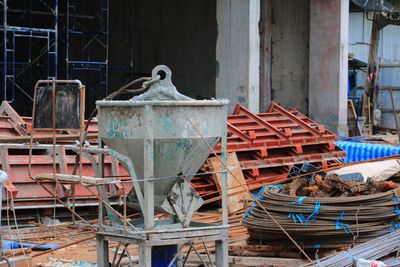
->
xmin=309 ymin=0 xmax=348 ymax=135
xmin=270 ymin=0 xmax=310 ymax=114
xmin=259 ymin=0 xmax=272 ymax=111
xmin=216 ymin=0 xmax=260 ymax=112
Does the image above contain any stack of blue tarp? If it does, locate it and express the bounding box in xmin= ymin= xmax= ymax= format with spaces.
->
xmin=336 ymin=140 xmax=400 ymax=163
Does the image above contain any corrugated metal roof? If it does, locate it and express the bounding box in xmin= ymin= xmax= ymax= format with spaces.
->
xmin=349 ymin=12 xmax=400 ymax=63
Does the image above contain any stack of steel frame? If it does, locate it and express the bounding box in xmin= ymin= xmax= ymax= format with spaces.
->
xmin=197 ymin=102 xmax=345 ymax=202
xmin=0 ymin=101 xmax=98 ymax=141
xmin=1 ymin=143 xmax=131 ymax=210
xmin=0 ymin=101 xmax=344 ymax=209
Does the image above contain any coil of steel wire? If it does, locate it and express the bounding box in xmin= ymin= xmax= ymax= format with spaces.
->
xmin=242 ymin=185 xmax=400 ymax=249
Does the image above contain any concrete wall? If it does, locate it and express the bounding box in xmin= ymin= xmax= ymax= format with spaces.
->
xmin=109 ymin=0 xmax=217 ymax=99
xmin=260 ymin=0 xmax=349 ymax=134
xmin=216 ymin=0 xmax=260 ymax=112
xmin=259 ymin=0 xmax=272 ymax=111
xmin=309 ymin=0 xmax=349 ymax=135
xmin=269 ymin=0 xmax=310 ymax=113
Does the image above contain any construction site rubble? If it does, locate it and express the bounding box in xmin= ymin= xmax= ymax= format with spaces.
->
xmin=283 ymin=173 xmax=398 ymax=197
xmin=0 ymin=101 xmax=345 ymax=210
xmin=242 ymin=163 xmax=400 ymax=249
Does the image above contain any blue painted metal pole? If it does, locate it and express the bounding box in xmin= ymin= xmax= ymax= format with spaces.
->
xmin=152 ymin=245 xmax=177 ymax=267
xmin=54 ymin=0 xmax=58 ymax=79
xmin=2 ymin=0 xmax=7 ymax=101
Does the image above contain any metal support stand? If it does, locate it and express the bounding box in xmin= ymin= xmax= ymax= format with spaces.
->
xmin=95 ymin=67 xmax=229 ymax=266
xmin=96 ymin=234 xmax=109 ymax=267
xmin=95 ymin=127 xmax=229 ymax=266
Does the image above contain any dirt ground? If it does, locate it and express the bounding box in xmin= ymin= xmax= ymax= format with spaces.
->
xmin=32 ymin=239 xmax=139 ymax=266
xmin=33 ymin=239 xmax=97 ymax=265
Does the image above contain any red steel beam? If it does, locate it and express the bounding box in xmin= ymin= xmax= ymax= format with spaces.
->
xmin=233 ymin=104 xmax=287 ymax=139
xmin=267 ymin=102 xmax=323 ymax=135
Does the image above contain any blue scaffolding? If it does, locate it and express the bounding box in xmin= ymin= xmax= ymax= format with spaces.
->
xmin=66 ymin=0 xmax=109 ymax=97
xmin=0 ymin=0 xmax=109 ymax=104
xmin=0 ymin=0 xmax=58 ymax=102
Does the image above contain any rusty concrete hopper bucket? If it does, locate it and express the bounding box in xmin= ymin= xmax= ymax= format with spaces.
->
xmin=96 ymin=65 xmax=228 ymax=217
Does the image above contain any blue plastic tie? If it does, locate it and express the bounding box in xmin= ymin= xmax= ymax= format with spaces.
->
xmin=288 ymin=213 xmax=305 ymax=224
xmin=392 ymin=206 xmax=400 ymax=216
xmin=392 ymin=197 xmax=400 ymax=203
xmin=335 ymin=211 xmax=354 ymax=235
xmin=389 ymin=222 xmax=400 ymax=233
xmin=244 ymin=194 xmax=263 ymax=217
xmin=392 ymin=222 xmax=400 ymax=228
xmin=306 ymin=200 xmax=320 ymax=223
xmin=291 ymin=196 xmax=306 ymax=205
xmin=288 ymin=213 xmax=295 ymax=223
xmin=243 ymin=184 xmax=283 ymax=218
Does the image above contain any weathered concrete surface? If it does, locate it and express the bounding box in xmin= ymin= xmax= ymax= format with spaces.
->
xmin=259 ymin=0 xmax=272 ymax=111
xmin=109 ymin=0 xmax=217 ymax=100
xmin=216 ymin=0 xmax=260 ymax=112
xmin=270 ymin=0 xmax=310 ymax=114
xmin=309 ymin=0 xmax=348 ymax=135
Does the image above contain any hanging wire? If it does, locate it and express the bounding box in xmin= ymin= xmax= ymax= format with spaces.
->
xmin=178 ymin=107 xmax=315 ymax=265
xmin=5 ymin=187 xmax=30 ymax=266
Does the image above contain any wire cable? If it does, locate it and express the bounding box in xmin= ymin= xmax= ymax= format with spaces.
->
xmin=178 ymin=107 xmax=315 ymax=265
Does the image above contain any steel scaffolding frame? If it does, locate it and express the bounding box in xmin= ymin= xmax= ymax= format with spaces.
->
xmin=0 ymin=0 xmax=109 ymax=104
xmin=0 ymin=0 xmax=58 ymax=102
xmin=66 ymin=0 xmax=109 ymax=98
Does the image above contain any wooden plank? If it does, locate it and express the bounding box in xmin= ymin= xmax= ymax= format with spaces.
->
xmin=208 ymin=152 xmax=250 ymax=213
xmin=34 ymin=173 xmax=106 ymax=185
xmin=0 ymin=133 xmax=97 ymax=143
xmin=347 ymin=100 xmax=360 ymax=137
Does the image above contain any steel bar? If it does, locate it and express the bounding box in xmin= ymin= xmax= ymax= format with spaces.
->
xmin=243 ymin=186 xmax=400 ymax=249
xmin=302 ymin=230 xmax=400 ymax=267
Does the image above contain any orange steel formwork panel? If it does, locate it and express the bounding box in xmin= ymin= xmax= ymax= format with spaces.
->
xmin=198 ymin=102 xmax=344 ymax=202
xmin=0 ymin=101 xmax=344 ymax=209
xmin=0 ymin=101 xmax=98 ymax=141
xmin=0 ymin=144 xmax=131 ymax=209
xmin=215 ymin=102 xmax=338 ymax=153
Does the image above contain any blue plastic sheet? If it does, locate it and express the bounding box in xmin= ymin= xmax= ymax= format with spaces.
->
xmin=2 ymin=240 xmax=60 ymax=250
xmin=336 ymin=140 xmax=400 ymax=163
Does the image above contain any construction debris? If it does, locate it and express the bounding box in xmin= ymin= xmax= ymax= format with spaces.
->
xmin=243 ymin=171 xmax=400 ymax=249
xmin=282 ymin=173 xmax=398 ymax=197
xmin=0 ymin=101 xmax=345 ymax=210
xmin=3 ymin=93 xmax=397 ymax=265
